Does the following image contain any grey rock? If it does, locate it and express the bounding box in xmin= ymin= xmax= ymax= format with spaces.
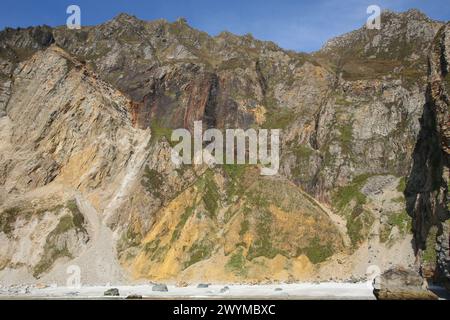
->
xmin=219 ymin=286 xmax=229 ymax=293
xmin=104 ymin=288 xmax=120 ymax=296
xmin=152 ymin=284 xmax=168 ymax=292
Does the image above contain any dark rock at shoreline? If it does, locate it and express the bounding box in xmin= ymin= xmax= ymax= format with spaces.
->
xmin=104 ymin=288 xmax=120 ymax=296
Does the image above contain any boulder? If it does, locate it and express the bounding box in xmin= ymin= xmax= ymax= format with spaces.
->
xmin=104 ymin=288 xmax=120 ymax=296
xmin=373 ymin=267 xmax=438 ymax=300
xmin=152 ymin=284 xmax=168 ymax=292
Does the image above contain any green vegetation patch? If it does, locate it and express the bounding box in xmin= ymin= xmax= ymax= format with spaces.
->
xmin=34 ymin=221 xmax=75 ymax=276
xmin=150 ymin=120 xmax=174 ymax=145
xmin=171 ymin=205 xmax=195 ymax=243
xmin=222 ymin=164 xmax=247 ymax=198
xmin=247 ymin=209 xmax=282 ymax=260
xmin=239 ymin=219 xmax=250 ymax=237
xmin=297 ymin=236 xmax=334 ymax=264
xmin=33 ymin=201 xmax=87 ymax=277
xmin=332 ymin=174 xmax=374 ymax=247
xmin=143 ymin=239 xmax=169 ymax=262
xmin=347 ymin=208 xmax=374 ymax=247
xmin=423 ymin=226 xmax=438 ymax=265
xmin=141 ymin=165 xmax=164 ymax=198
xmin=262 ymin=108 xmax=296 ymax=129
xmin=117 ymin=224 xmax=142 ymax=256
xmin=332 ymin=174 xmax=370 ymax=212
xmin=397 ymin=177 xmax=406 ymax=193
xmin=337 ymin=123 xmax=354 ymax=154
xmin=33 ymin=240 xmax=72 ymax=278
xmin=225 ymin=247 xmax=247 ymax=276
xmin=199 ymin=171 xmax=220 ymax=218
xmin=0 ymin=202 xmax=66 ymax=237
xmin=0 ymin=207 xmax=23 ymax=236
xmin=65 ymin=200 xmax=86 ymax=233
xmin=380 ymin=210 xmax=411 ymax=244
xmin=335 ymin=95 xmax=352 ymax=106
xmin=184 ymin=239 xmax=214 ymax=269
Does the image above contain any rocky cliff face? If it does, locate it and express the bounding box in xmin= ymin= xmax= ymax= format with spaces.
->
xmin=0 ymin=10 xmax=448 ymax=285
xmin=405 ymin=23 xmax=450 ymax=285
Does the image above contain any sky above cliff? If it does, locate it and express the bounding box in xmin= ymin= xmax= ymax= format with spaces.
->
xmin=1 ymin=0 xmax=449 ymax=52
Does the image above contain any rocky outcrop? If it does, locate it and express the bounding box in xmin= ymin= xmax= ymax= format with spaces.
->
xmin=373 ymin=267 xmax=437 ymax=300
xmin=0 ymin=197 xmax=89 ymax=279
xmin=405 ymin=23 xmax=450 ymax=284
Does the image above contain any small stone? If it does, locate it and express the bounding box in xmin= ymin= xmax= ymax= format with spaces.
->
xmin=104 ymin=288 xmax=120 ymax=296
xmin=35 ymin=283 xmax=48 ymax=290
xmin=274 ymin=288 xmax=283 ymax=291
xmin=197 ymin=283 xmax=209 ymax=288
xmin=220 ymin=286 xmax=229 ymax=293
xmin=176 ymin=281 xmax=188 ymax=287
xmin=126 ymin=294 xmax=143 ymax=299
xmin=152 ymin=284 xmax=168 ymax=292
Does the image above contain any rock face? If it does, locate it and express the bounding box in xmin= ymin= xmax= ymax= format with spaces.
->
xmin=373 ymin=267 xmax=437 ymax=300
xmin=0 ymin=10 xmax=448 ymax=286
xmin=405 ymin=23 xmax=450 ymax=286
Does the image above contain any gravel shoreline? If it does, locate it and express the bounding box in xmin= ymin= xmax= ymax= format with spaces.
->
xmin=0 ymin=282 xmax=376 ymax=299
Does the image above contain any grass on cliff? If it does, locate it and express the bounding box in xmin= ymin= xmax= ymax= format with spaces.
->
xmin=335 ymin=94 xmax=352 ymax=106
xmin=141 ymin=165 xmax=163 ymax=198
xmin=0 ymin=202 xmax=68 ymax=237
xmin=246 ymin=208 xmax=283 ymax=260
xmin=337 ymin=123 xmax=354 ymax=155
xmin=199 ymin=170 xmax=220 ymax=218
xmin=297 ymin=236 xmax=334 ymax=264
xmin=332 ymin=174 xmax=374 ymax=247
xmin=397 ymin=177 xmax=406 ymax=193
xmin=225 ymin=247 xmax=247 ymax=276
xmin=184 ymin=239 xmax=214 ymax=269
xmin=262 ymin=107 xmax=296 ymax=129
xmin=65 ymin=200 xmax=86 ymax=233
xmin=143 ymin=239 xmax=168 ymax=262
xmin=33 ymin=201 xmax=86 ymax=277
xmin=149 ymin=120 xmax=175 ymax=145
xmin=171 ymin=204 xmax=195 ymax=243
xmin=288 ymin=143 xmax=315 ymax=182
xmin=347 ymin=208 xmax=374 ymax=247
xmin=222 ymin=164 xmax=247 ymax=198
xmin=423 ymin=226 xmax=438 ymax=265
xmin=332 ymin=174 xmax=370 ymax=212
xmin=0 ymin=207 xmax=23 ymax=236
xmin=117 ymin=224 xmax=143 ymax=258
xmin=380 ymin=210 xmax=411 ymax=244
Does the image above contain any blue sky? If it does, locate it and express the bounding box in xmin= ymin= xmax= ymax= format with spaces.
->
xmin=1 ymin=0 xmax=449 ymax=52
